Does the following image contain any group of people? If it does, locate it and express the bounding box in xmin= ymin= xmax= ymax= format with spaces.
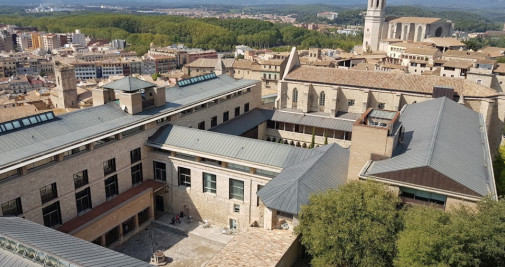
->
xmin=169 ymin=211 xmax=184 ymax=225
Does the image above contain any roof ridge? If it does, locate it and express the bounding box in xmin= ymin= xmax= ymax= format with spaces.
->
xmin=426 ymin=98 xmax=446 ymax=166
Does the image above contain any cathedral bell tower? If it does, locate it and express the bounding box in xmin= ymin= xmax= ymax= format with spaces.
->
xmin=363 ymin=0 xmax=386 ymax=53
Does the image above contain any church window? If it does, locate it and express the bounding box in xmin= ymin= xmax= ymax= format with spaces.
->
xmin=319 ymin=92 xmax=326 ymax=106
xmin=293 ymin=89 xmax=298 ymax=103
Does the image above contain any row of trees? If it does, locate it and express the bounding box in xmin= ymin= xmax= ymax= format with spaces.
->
xmin=0 ymin=13 xmax=362 ymax=55
xmin=296 ymin=181 xmax=505 ymax=266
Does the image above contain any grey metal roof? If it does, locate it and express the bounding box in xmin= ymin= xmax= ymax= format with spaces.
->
xmin=258 ymin=143 xmax=349 ymax=215
xmin=0 ymin=217 xmax=151 ymax=267
xmin=147 ymin=124 xmax=323 ymax=168
xmin=103 ymin=76 xmax=156 ymax=92
xmin=210 ymin=109 xmax=355 ymax=136
xmin=369 ymin=109 xmax=397 ymax=120
xmin=0 ymin=249 xmax=38 ymax=267
xmin=366 ymin=97 xmax=496 ymax=198
xmin=0 ymin=75 xmax=258 ymax=169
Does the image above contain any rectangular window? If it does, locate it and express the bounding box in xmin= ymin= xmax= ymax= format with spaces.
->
xmin=235 ymin=107 xmax=240 ymax=117
xmin=229 ymin=179 xmax=244 ymax=201
xmin=105 ymin=175 xmax=119 ymax=199
xmin=63 ymin=145 xmax=87 ymax=158
xmin=122 ymin=126 xmax=143 ymax=137
xmin=75 ymin=187 xmax=92 ymax=214
xmin=40 ymin=183 xmax=58 ymax=204
xmin=198 ymin=121 xmax=205 ymax=130
xmin=42 ymin=201 xmax=61 ymax=228
xmin=234 ymin=204 xmax=240 ymax=213
xmin=103 ymin=158 xmax=116 ymax=176
xmin=223 ymin=111 xmax=229 ymax=122
xmin=178 ymin=167 xmax=191 ymax=187
xmin=378 ymin=103 xmax=385 ymax=109
xmin=203 ymin=172 xmax=216 ymax=194
xmin=228 ymin=163 xmax=249 ymax=173
xmin=94 ymin=135 xmax=117 ymax=147
xmin=73 ymin=170 xmax=88 ymax=189
xmin=131 ymin=163 xmax=143 ymax=186
xmin=211 ymin=116 xmax=218 ymax=128
xmin=348 ymin=99 xmax=355 ymax=106
xmin=244 ymin=103 xmax=250 ymax=113
xmin=153 ymin=161 xmax=166 ymax=182
xmin=1 ymin=198 xmax=22 ymax=216
xmin=257 ymin=185 xmax=264 ymax=207
xmin=130 ymin=148 xmax=141 ymax=164
xmin=399 ymin=187 xmax=446 ymax=206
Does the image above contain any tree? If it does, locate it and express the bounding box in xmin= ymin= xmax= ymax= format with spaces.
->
xmin=309 ymin=127 xmax=315 ymax=149
xmin=396 ymin=198 xmax=505 ymax=266
xmin=493 ymin=143 xmax=505 ymax=196
xmin=296 ymin=181 xmax=403 ymax=267
xmin=151 ymin=73 xmax=160 ymax=81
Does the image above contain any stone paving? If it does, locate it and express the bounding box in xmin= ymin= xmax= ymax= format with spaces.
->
xmin=115 ymin=214 xmax=235 ymax=266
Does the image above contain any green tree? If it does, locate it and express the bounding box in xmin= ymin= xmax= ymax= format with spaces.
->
xmin=151 ymin=73 xmax=160 ymax=81
xmin=493 ymin=143 xmax=505 ymax=196
xmin=296 ymin=181 xmax=403 ymax=267
xmin=309 ymin=127 xmax=315 ymax=149
xmin=396 ymin=199 xmax=505 ymax=266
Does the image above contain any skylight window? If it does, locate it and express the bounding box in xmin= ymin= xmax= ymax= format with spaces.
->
xmin=0 ymin=111 xmax=56 ymax=135
xmin=177 ymin=72 xmax=217 ymax=87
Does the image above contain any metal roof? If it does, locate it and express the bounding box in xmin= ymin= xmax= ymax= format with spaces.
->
xmin=365 ymin=97 xmax=496 ymax=198
xmin=0 ymin=75 xmax=258 ymax=169
xmin=147 ymin=124 xmax=323 ymax=168
xmin=102 ymin=76 xmax=156 ymax=92
xmin=369 ymin=109 xmax=397 ymax=120
xmin=0 ymin=217 xmax=151 ymax=267
xmin=210 ymin=109 xmax=355 ymax=136
xmin=258 ymin=143 xmax=349 ymax=215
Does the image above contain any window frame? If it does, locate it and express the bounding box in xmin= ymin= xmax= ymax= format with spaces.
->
xmin=229 ymin=178 xmax=244 ymax=201
xmin=103 ymin=158 xmax=116 ymax=176
xmin=104 ymin=175 xmax=119 ymax=199
xmin=153 ymin=161 xmax=167 ymax=182
xmin=203 ymin=172 xmax=217 ymax=194
xmin=42 ymin=201 xmax=62 ymax=228
xmin=40 ymin=183 xmax=58 ymax=204
xmin=178 ymin=167 xmax=191 ymax=187
xmin=73 ymin=170 xmax=89 ymax=189
xmin=75 ymin=187 xmax=92 ymax=214
xmin=131 ymin=163 xmax=143 ymax=186
xmin=1 ymin=197 xmax=22 ymax=216
xmin=130 ymin=148 xmax=141 ymax=164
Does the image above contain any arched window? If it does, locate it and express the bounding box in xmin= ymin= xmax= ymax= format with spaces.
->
xmin=292 ymin=88 xmax=298 ymax=103
xmin=319 ymin=92 xmax=325 ymax=106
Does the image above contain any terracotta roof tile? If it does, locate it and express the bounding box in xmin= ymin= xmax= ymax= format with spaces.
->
xmin=284 ymin=65 xmax=498 ymax=97
xmin=442 ymin=60 xmax=473 ymax=69
xmin=389 ymin=17 xmax=442 ymax=24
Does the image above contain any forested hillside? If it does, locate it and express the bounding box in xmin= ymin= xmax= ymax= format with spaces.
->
xmin=0 ymin=13 xmax=362 ymax=55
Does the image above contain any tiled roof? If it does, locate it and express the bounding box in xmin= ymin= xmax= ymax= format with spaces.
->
xmin=425 ymin=37 xmax=466 ymax=47
xmin=284 ymin=66 xmax=498 ymax=97
xmin=389 ymin=17 xmax=442 ymax=24
xmin=443 ymin=50 xmax=488 ymax=60
xmin=102 ymin=76 xmax=156 ymax=92
xmin=494 ymin=63 xmax=505 ymax=74
xmin=260 ymin=59 xmax=285 ymax=66
xmin=442 ymin=60 xmax=473 ymax=69
xmin=405 ymin=47 xmax=439 ymax=56
xmin=232 ymin=59 xmax=261 ymax=70
xmin=185 ymin=58 xmax=234 ymax=68
xmin=480 ymin=46 xmax=505 ymax=58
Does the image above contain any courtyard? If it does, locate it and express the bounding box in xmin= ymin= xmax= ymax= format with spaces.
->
xmin=115 ymin=214 xmax=235 ymax=266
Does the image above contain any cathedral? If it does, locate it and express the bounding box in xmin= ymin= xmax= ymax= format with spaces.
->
xmin=363 ymin=0 xmax=454 ymax=52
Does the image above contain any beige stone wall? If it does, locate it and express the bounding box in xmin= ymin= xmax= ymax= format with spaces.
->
xmin=445 ymin=196 xmax=477 ymax=211
xmin=150 ymin=152 xmax=271 ymax=231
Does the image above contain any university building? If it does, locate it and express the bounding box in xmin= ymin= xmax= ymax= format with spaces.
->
xmin=0 ymin=52 xmax=499 ymax=265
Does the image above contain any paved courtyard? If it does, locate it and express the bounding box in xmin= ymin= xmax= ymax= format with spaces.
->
xmin=115 ymin=214 xmax=235 ymax=266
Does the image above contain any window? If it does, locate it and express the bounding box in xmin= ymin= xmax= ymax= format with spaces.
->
xmin=63 ymin=145 xmax=87 ymax=158
xmin=244 ymin=103 xmax=250 ymax=113
xmin=75 ymin=187 xmax=92 ymax=214
xmin=40 ymin=183 xmax=57 ymax=204
xmin=399 ymin=187 xmax=446 ymax=206
xmin=223 ymin=111 xmax=229 ymax=122
xmin=153 ymin=161 xmax=166 ymax=182
xmin=94 ymin=135 xmax=117 ymax=147
xmin=103 ymin=158 xmax=116 ymax=176
xmin=203 ymin=172 xmax=216 ymax=194
xmin=178 ymin=167 xmax=191 ymax=187
xmin=477 ymin=80 xmax=482 ymax=85
xmin=104 ymin=175 xmax=118 ymax=199
xmin=1 ymin=198 xmax=22 ymax=216
xmin=229 ymin=179 xmax=244 ymax=201
xmin=228 ymin=163 xmax=249 ymax=173
xmin=198 ymin=121 xmax=205 ymax=130
xmin=257 ymin=185 xmax=264 ymax=207
xmin=73 ymin=170 xmax=88 ymax=189
xmin=319 ymin=92 xmax=325 ymax=106
xmin=292 ymin=88 xmax=298 ymax=103
xmin=130 ymin=148 xmax=141 ymax=164
xmin=42 ymin=201 xmax=61 ymax=228
xmin=378 ymin=103 xmax=385 ymax=109
xmin=234 ymin=106 xmax=240 ymax=117
xmin=234 ymin=204 xmax=240 ymax=213
xmin=211 ymin=116 xmax=218 ymax=128
xmin=348 ymin=99 xmax=355 ymax=106
xmin=131 ymin=163 xmax=143 ymax=186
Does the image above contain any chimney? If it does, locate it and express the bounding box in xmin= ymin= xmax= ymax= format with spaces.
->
xmin=119 ymin=91 xmax=143 ymax=115
xmin=92 ymin=88 xmax=115 ymax=106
